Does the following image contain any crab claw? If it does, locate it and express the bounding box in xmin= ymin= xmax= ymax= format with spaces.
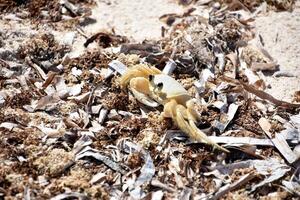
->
xmin=129 ymin=77 xmax=160 ymax=107
xmin=131 ymin=88 xmax=160 ymax=107
xmin=119 ymin=64 xmax=161 ymax=89
xmin=118 ymin=65 xmax=162 ymax=107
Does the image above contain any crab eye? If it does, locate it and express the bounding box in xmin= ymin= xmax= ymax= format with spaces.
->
xmin=157 ymin=82 xmax=163 ymax=89
xmin=149 ymin=75 xmax=154 ymax=81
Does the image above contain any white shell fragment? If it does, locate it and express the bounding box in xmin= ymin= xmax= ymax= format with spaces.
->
xmin=0 ymin=122 xmax=19 ymax=130
xmin=213 ymin=103 xmax=239 ymax=133
xmin=98 ymin=108 xmax=108 ymax=125
xmin=108 ymin=60 xmax=127 ymax=76
xmin=50 ymin=192 xmax=89 ymax=200
xmin=90 ymin=172 xmax=106 ymax=185
xmin=71 ymin=67 xmax=82 ymax=77
xmin=162 ymin=60 xmax=177 ymax=75
xmin=194 ymin=69 xmax=214 ymax=95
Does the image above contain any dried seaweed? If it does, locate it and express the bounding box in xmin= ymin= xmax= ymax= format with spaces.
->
xmin=18 ymin=33 xmax=70 ymax=71
xmin=0 ymin=0 xmax=94 ymax=22
xmin=84 ymin=32 xmax=128 ymax=48
xmin=219 ymin=0 xmax=296 ymax=12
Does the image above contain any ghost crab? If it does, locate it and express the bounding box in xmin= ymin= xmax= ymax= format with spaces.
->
xmin=119 ymin=64 xmax=229 ymax=153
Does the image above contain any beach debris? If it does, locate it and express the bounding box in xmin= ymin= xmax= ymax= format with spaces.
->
xmin=0 ymin=0 xmax=299 ymax=199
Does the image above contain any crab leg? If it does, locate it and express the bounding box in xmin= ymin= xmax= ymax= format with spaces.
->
xmin=185 ymin=99 xmax=229 ymax=152
xmin=186 ymin=112 xmax=229 ymax=153
xmin=186 ymin=99 xmax=203 ymax=121
xmin=164 ymin=100 xmax=229 ymax=152
xmin=175 ymin=105 xmax=193 ymax=136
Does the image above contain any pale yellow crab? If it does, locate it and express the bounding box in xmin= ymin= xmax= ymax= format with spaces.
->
xmin=119 ymin=64 xmax=229 ymax=153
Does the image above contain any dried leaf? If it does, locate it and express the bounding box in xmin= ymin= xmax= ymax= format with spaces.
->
xmin=76 ymin=146 xmax=127 ymax=174
xmin=213 ymin=103 xmax=239 ymax=133
xmin=118 ymin=140 xmax=155 ymax=187
xmin=221 ymin=76 xmax=300 ymax=108
xmin=25 ymin=57 xmax=47 ymax=80
xmin=120 ymin=43 xmax=161 ymax=57
xmin=209 ymin=173 xmax=256 ymax=200
xmin=251 ymin=159 xmax=290 ymax=191
xmin=259 ymin=117 xmax=299 ymax=164
xmin=50 ymin=192 xmax=89 ymax=200
xmin=42 ymin=71 xmax=58 ymax=89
